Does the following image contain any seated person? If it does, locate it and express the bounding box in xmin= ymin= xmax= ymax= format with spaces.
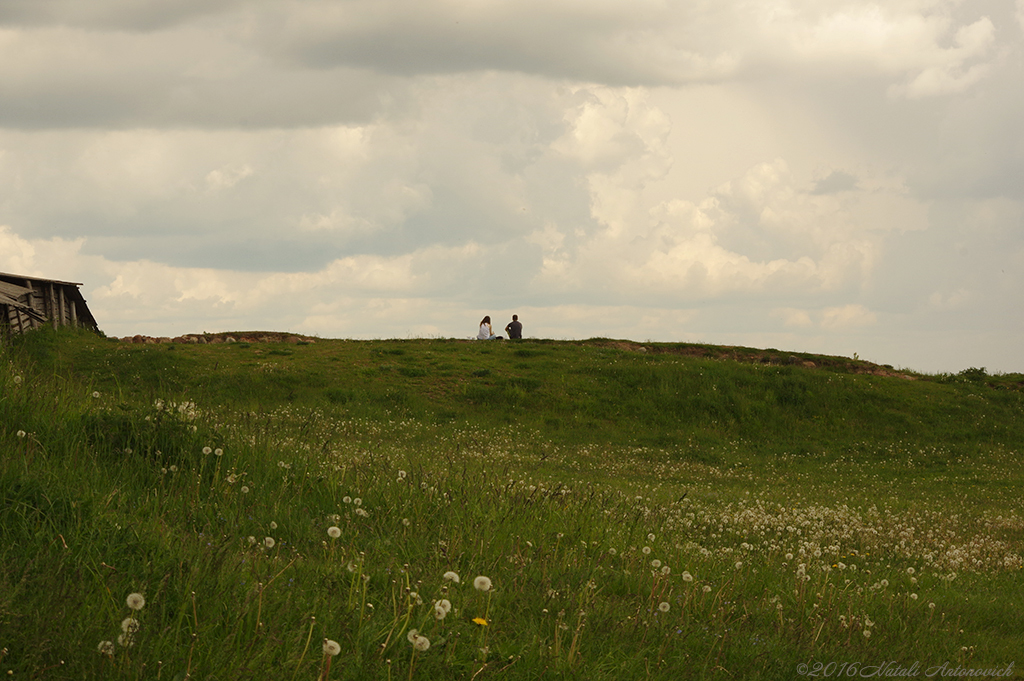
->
xmin=505 ymin=314 xmax=522 ymax=339
xmin=478 ymin=316 xmax=499 ymax=340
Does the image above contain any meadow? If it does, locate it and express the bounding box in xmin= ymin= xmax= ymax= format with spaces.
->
xmin=1 ymin=328 xmax=1022 ymax=680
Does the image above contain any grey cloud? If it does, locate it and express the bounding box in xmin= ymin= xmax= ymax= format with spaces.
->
xmin=811 ymin=170 xmax=859 ymax=194
xmin=0 ymin=0 xmax=243 ymax=31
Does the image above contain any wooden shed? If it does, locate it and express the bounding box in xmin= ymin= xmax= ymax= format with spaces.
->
xmin=0 ymin=271 xmax=99 ymax=336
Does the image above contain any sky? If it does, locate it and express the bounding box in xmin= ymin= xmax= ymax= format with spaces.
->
xmin=1 ymin=0 xmax=1022 ymax=373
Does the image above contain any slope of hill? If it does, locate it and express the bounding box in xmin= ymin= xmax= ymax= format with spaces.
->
xmin=2 ymin=328 xmax=1022 ymax=680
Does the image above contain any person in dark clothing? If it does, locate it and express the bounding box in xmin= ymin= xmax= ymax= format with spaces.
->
xmin=505 ymin=314 xmax=522 ymax=339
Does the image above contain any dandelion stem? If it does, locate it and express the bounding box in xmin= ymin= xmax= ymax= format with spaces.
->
xmin=290 ymin=616 xmax=316 ymax=681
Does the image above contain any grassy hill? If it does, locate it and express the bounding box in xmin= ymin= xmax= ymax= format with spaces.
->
xmin=2 ymin=328 xmax=1022 ymax=679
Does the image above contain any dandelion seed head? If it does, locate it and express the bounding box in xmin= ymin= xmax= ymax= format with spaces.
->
xmin=735 ymin=561 xmax=743 ymax=570
xmin=270 ymin=521 xmax=278 ymax=530
xmin=13 ymin=376 xmax=22 ymax=385
xmin=323 ymin=639 xmax=341 ymax=656
xmin=353 ymin=498 xmax=362 ymax=506
xmin=214 ymin=448 xmax=223 ymax=456
xmin=264 ymin=537 xmax=276 ymax=549
xmin=241 ymin=486 xmax=249 ymax=494
xmin=651 ymin=559 xmax=661 ymax=568
xmin=16 ymin=430 xmax=26 ymax=438
xmin=658 ymin=602 xmax=670 ymax=613
xmin=120 ymin=617 xmax=140 ymax=633
xmin=92 ymin=391 xmax=101 ymax=398
xmin=327 ymin=526 xmax=341 ymax=539
xmin=682 ymin=571 xmax=693 ymax=582
xmin=661 ymin=565 xmax=671 ymax=575
xmin=702 ymin=585 xmax=712 ymax=593
xmin=647 ymin=533 xmax=656 ymax=541
xmin=117 ymin=633 xmax=133 ymax=648
xmin=413 ymin=635 xmax=430 ymax=651
xmin=473 ymin=575 xmax=492 ymax=591
xmin=407 ymin=629 xmax=420 ymax=643
xmin=97 ymin=640 xmax=114 ymax=656
xmin=642 ymin=546 xmax=651 ymax=555
xmin=126 ymin=593 xmax=146 ymax=611
xmin=343 ymin=496 xmax=352 ymax=504
xmin=443 ymin=571 xmax=460 ymax=583
xmin=202 ymin=446 xmax=212 ymax=455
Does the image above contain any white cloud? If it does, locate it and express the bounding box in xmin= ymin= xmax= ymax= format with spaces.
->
xmin=820 ymin=303 xmax=877 ymax=329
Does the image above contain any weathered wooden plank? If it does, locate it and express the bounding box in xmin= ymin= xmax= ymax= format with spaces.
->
xmin=0 ymin=280 xmax=32 ymax=298
xmin=58 ymin=286 xmax=66 ymax=326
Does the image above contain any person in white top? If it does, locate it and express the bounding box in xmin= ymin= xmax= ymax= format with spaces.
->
xmin=478 ymin=316 xmax=498 ymax=340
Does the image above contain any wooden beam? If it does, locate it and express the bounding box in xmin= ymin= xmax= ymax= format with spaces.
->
xmin=48 ymin=283 xmax=57 ymax=330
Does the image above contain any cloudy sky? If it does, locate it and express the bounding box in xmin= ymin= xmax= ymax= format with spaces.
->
xmin=1 ymin=0 xmax=1022 ymax=373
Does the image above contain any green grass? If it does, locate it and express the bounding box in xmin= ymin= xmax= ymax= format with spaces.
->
xmin=1 ymin=328 xmax=1022 ymax=680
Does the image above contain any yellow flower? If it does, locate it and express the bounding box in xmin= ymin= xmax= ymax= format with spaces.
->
xmin=472 ymin=617 xmax=488 ymax=626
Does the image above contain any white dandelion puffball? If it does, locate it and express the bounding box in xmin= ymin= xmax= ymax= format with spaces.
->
xmin=97 ymin=640 xmax=115 ymax=656
xmin=126 ymin=593 xmax=146 ymax=611
xmin=651 ymin=559 xmax=661 ymax=568
xmin=661 ymin=565 xmax=671 ymax=575
xmin=353 ymin=498 xmax=362 ymax=506
xmin=658 ymin=602 xmax=670 ymax=613
xmin=642 ymin=546 xmax=652 ymax=555
xmin=443 ymin=571 xmax=460 ymax=583
xmin=264 ymin=537 xmax=276 ymax=549
xmin=269 ymin=521 xmax=278 ymax=530
xmin=323 ymin=639 xmax=341 ymax=656
xmin=214 ymin=448 xmax=223 ymax=456
xmin=343 ymin=496 xmax=352 ymax=504
xmin=327 ymin=526 xmax=341 ymax=538
xmin=734 ymin=561 xmax=743 ymax=570
xmin=13 ymin=376 xmax=22 ymax=384
xmin=434 ymin=604 xmax=448 ymax=620
xmin=682 ymin=571 xmax=693 ymax=582
xmin=407 ymin=628 xmax=420 ymax=643
xmin=117 ymin=633 xmax=133 ymax=648
xmin=202 ymin=446 xmax=212 ymax=455
xmin=473 ymin=575 xmax=492 ymax=591
xmin=413 ymin=635 xmax=430 ymax=652
xmin=647 ymin=533 xmax=656 ymax=541
xmin=16 ymin=430 xmax=26 ymax=438
xmin=702 ymin=585 xmax=712 ymax=593
xmin=121 ymin=617 xmax=140 ymax=633
xmin=92 ymin=391 xmax=101 ymax=398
